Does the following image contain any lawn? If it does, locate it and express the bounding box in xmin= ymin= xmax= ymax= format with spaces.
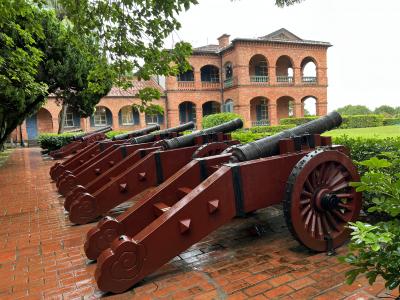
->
xmin=0 ymin=149 xmax=13 ymax=168
xmin=323 ymin=125 xmax=400 ymax=139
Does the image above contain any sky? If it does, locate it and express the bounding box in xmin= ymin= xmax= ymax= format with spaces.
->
xmin=168 ymin=0 xmax=400 ymax=112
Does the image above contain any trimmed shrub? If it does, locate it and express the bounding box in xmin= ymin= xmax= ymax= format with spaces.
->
xmin=105 ymin=130 xmax=129 ymax=139
xmin=340 ymin=114 xmax=384 ymax=129
xmin=279 ymin=116 xmax=318 ymax=126
xmin=38 ymin=132 xmax=79 ymax=151
xmin=383 ymin=118 xmax=400 ymax=126
xmin=202 ymin=113 xmax=244 ymax=129
xmin=248 ymin=124 xmax=295 ymax=134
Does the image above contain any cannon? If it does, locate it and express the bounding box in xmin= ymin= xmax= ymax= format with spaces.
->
xmin=49 ymin=126 xmax=112 ymax=159
xmin=56 ymin=122 xmax=195 ymax=196
xmin=49 ymin=125 xmax=161 ymax=181
xmin=64 ymin=119 xmax=243 ymax=224
xmin=88 ymin=112 xmax=362 ymax=293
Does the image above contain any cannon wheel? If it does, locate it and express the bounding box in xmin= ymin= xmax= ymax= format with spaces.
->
xmin=192 ymin=142 xmax=230 ymax=158
xmin=283 ymin=149 xmax=362 ymax=252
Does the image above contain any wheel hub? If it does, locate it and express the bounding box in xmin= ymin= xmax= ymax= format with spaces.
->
xmin=314 ymin=189 xmax=340 ymax=212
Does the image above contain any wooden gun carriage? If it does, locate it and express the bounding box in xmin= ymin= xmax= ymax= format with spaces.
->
xmin=80 ymin=112 xmax=362 ymax=293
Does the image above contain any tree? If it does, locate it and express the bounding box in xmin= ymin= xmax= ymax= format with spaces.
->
xmin=336 ymin=105 xmax=371 ymax=115
xmin=0 ymin=1 xmax=113 ymax=148
xmin=374 ymin=105 xmax=396 ymax=117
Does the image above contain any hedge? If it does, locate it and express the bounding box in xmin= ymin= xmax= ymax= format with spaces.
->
xmin=105 ymin=130 xmax=129 ymax=139
xmin=280 ymin=114 xmax=385 ymax=129
xmin=383 ymin=118 xmax=400 ymax=126
xmin=340 ymin=114 xmax=384 ymax=129
xmin=202 ymin=113 xmax=244 ymax=129
xmin=38 ymin=132 xmax=79 ymax=151
xmin=280 ymin=116 xmax=318 ymax=126
xmin=247 ymin=124 xmax=295 ymax=134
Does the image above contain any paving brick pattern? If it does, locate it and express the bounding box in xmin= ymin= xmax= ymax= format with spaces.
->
xmin=0 ymin=148 xmax=399 ymax=299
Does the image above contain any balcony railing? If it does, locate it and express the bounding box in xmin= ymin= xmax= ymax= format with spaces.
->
xmin=250 ymin=75 xmax=269 ymax=83
xmin=276 ymin=76 xmax=294 ymax=83
xmin=252 ymin=119 xmax=270 ymax=127
xmin=302 ymin=77 xmax=317 ymax=84
xmin=201 ymin=81 xmax=220 ymax=89
xmin=224 ymin=78 xmax=234 ymax=88
xmin=177 ymin=81 xmax=195 ymax=89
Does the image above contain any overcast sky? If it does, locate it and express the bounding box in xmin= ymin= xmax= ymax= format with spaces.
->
xmin=168 ymin=0 xmax=400 ymax=112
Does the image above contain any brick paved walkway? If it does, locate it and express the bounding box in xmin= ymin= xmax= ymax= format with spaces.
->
xmin=0 ymin=148 xmax=398 ymax=300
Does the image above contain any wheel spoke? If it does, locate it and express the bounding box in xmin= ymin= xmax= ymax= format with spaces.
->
xmin=336 ymin=193 xmax=354 ymax=199
xmin=305 ymin=178 xmax=314 ymax=193
xmin=331 ymin=208 xmax=347 ymax=222
xmin=321 ymin=163 xmax=334 ymax=183
xmin=316 ymin=214 xmax=323 ymax=238
xmin=301 ymin=190 xmax=313 ymax=198
xmin=304 ymin=209 xmax=313 ymax=229
xmin=301 ymin=205 xmax=311 ymax=217
xmin=317 ymin=163 xmax=327 ymax=185
xmin=338 ymin=202 xmax=353 ymax=211
xmin=321 ymin=214 xmax=331 ymax=235
xmin=331 ymin=181 xmax=349 ymax=192
xmin=310 ymin=213 xmax=316 ymax=237
xmin=326 ymin=171 xmax=349 ymax=188
xmin=300 ymin=198 xmax=311 ymax=206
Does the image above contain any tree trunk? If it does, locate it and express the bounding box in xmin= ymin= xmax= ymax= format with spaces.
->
xmin=19 ymin=125 xmax=25 ymax=147
xmin=58 ymin=103 xmax=67 ymax=134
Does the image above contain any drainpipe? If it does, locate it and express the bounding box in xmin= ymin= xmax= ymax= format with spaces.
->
xmin=220 ymin=52 xmax=224 ymax=112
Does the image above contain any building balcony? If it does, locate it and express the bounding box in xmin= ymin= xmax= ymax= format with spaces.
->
xmin=224 ymin=78 xmax=234 ymax=88
xmin=252 ymin=119 xmax=270 ymax=127
xmin=302 ymin=77 xmax=317 ymax=84
xmin=250 ymin=75 xmax=269 ymax=83
xmin=201 ymin=81 xmax=221 ymax=89
xmin=276 ymin=76 xmax=294 ymax=83
xmin=177 ymin=81 xmax=195 ymax=89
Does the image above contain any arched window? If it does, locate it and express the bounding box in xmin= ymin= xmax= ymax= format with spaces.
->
xmin=277 ymin=96 xmax=295 ymax=120
xmin=59 ymin=106 xmax=80 ymax=128
xmin=177 ymin=68 xmax=194 ymax=82
xmin=202 ymin=101 xmax=221 ymax=116
xmin=250 ymin=97 xmax=269 ymax=126
xmin=302 ymin=96 xmax=317 ymax=116
xmin=301 ymin=57 xmax=317 ymax=84
xmin=249 ymin=55 xmax=268 ymax=82
xmin=276 ymin=55 xmax=294 ymax=83
xmin=200 ymin=65 xmax=220 ymax=82
xmin=92 ymin=106 xmax=112 ymax=127
xmin=119 ymin=106 xmax=140 ymax=125
xmin=145 ymin=113 xmax=164 ymax=125
xmin=179 ymin=101 xmax=196 ymax=124
xmin=224 ymin=99 xmax=234 ymax=113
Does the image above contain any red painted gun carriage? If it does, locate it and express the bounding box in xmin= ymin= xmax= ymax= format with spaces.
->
xmin=79 ymin=112 xmax=362 ymax=293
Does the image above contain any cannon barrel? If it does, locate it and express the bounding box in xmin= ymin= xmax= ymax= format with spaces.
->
xmin=230 ymin=111 xmax=342 ymax=162
xmin=112 ymin=124 xmax=160 ymax=141
xmin=76 ymin=126 xmax=112 ymax=141
xmin=72 ymin=126 xmax=111 ymax=141
xmin=160 ymin=118 xmax=243 ymax=149
xmin=130 ymin=122 xmax=195 ymax=144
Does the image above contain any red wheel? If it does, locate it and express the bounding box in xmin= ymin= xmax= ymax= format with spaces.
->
xmin=192 ymin=142 xmax=230 ymax=158
xmin=283 ymin=149 xmax=362 ymax=252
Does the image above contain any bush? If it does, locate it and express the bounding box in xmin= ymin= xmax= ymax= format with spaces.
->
xmin=202 ymin=113 xmax=244 ymax=129
xmin=340 ymin=114 xmax=384 ymax=129
xmin=280 ymin=116 xmax=318 ymax=126
xmin=248 ymin=124 xmax=295 ymax=134
xmin=37 ymin=132 xmax=79 ymax=151
xmin=383 ymin=118 xmax=400 ymax=126
xmin=340 ymin=155 xmax=400 ymax=292
xmin=105 ymin=130 xmax=129 ymax=139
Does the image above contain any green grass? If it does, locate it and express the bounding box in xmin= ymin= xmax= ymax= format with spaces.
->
xmin=0 ymin=149 xmax=14 ymax=167
xmin=324 ymin=125 xmax=400 ymax=139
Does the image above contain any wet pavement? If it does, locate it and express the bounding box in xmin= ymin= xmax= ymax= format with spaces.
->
xmin=0 ymin=148 xmax=398 ymax=299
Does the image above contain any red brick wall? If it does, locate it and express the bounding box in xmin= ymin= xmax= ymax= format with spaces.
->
xmin=166 ymin=40 xmax=328 ymax=128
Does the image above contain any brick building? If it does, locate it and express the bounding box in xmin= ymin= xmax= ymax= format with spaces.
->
xmin=13 ymin=28 xmax=330 ymax=142
xmin=165 ymin=28 xmax=330 ymax=127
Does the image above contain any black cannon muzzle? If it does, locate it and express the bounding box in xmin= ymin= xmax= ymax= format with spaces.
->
xmin=229 ymin=111 xmax=342 ymax=162
xmin=130 ymin=122 xmax=195 ymax=144
xmin=112 ymin=124 xmax=160 ymax=141
xmin=160 ymin=118 xmax=243 ymax=150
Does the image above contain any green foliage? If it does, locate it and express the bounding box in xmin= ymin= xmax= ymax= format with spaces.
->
xmin=37 ymin=132 xmax=78 ymax=151
xmin=279 ymin=116 xmax=318 ymax=126
xmin=231 ymin=125 xmax=295 ymax=143
xmin=383 ymin=118 xmax=400 ymax=126
xmin=340 ymin=115 xmax=384 ymax=129
xmin=341 ymin=155 xmax=400 ymax=291
xmin=374 ymin=105 xmax=397 ymax=117
xmin=249 ymin=124 xmax=295 ymax=133
xmin=0 ymin=1 xmax=113 ymax=147
xmin=105 ymin=130 xmax=128 ymax=139
xmin=202 ymin=113 xmax=244 ymax=129
xmin=336 ymin=105 xmax=372 ymax=115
